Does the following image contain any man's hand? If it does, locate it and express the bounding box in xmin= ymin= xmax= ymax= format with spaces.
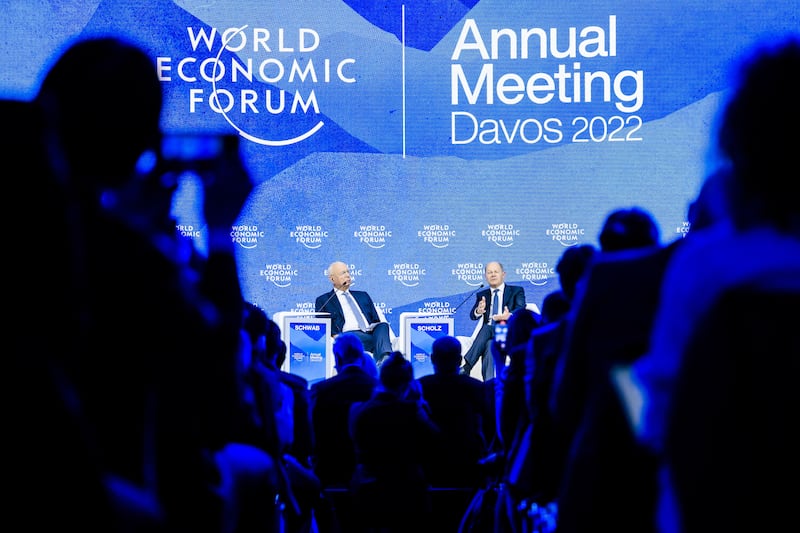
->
xmin=475 ymin=296 xmax=487 ymax=316
xmin=491 ymin=305 xmax=512 ymax=323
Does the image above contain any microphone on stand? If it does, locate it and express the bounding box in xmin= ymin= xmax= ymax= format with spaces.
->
xmin=451 ymin=283 xmax=484 ymax=314
xmin=318 ymin=280 xmax=351 ymax=312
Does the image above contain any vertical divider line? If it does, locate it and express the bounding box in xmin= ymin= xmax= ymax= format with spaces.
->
xmin=402 ymin=4 xmax=406 ymax=158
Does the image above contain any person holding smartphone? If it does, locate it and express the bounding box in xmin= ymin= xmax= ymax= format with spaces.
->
xmin=460 ymin=261 xmax=527 ymax=380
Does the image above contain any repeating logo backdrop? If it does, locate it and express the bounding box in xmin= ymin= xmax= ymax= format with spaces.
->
xmin=3 ymin=1 xmax=796 ymax=337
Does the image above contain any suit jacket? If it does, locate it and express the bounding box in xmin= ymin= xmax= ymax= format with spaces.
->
xmin=315 ymin=289 xmax=382 ymax=336
xmin=309 ymin=365 xmax=378 ymax=487
xmin=470 ymin=284 xmax=526 ymax=325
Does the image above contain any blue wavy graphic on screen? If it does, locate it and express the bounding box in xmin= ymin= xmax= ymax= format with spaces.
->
xmin=343 ymin=0 xmax=480 ymax=51
xmin=3 ymin=0 xmax=797 ymax=338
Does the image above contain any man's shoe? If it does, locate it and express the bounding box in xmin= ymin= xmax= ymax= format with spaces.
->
xmin=375 ymin=353 xmax=391 ymax=368
xmin=459 ymin=365 xmax=471 ymax=375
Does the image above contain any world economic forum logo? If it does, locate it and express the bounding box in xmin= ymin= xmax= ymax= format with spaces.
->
xmin=259 ymin=263 xmax=298 ymax=288
xmin=482 ymin=223 xmax=519 ymax=247
xmin=354 ymin=225 xmax=393 ymax=249
xmin=546 ymin=222 xmax=586 ymax=247
xmin=516 ymin=261 xmax=554 ymax=286
xmin=388 ymin=263 xmax=426 ymax=288
xmin=418 ymin=223 xmax=456 ymax=248
xmin=157 ymin=25 xmax=357 ymax=146
xmin=231 ymin=224 xmax=264 ymax=249
xmin=291 ymin=224 xmax=329 ymax=249
xmin=451 ymin=262 xmax=484 ymax=287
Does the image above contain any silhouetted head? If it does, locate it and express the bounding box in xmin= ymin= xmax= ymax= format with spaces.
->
xmin=379 ymin=352 xmax=414 ymax=393
xmin=556 ymin=244 xmax=597 ymax=301
xmin=263 ymin=319 xmax=283 ymax=367
xmin=506 ymin=307 xmax=540 ymax=353
xmin=687 ymin=166 xmax=732 ymax=233
xmin=242 ymin=302 xmax=282 ymax=367
xmin=540 ymin=290 xmax=571 ymax=325
xmin=36 ymin=37 xmax=162 ymax=191
xmin=717 ymin=36 xmax=800 ymax=231
xmin=598 ymin=207 xmax=660 ymax=252
xmin=275 ymin=340 xmax=287 ymax=369
xmin=431 ymin=335 xmax=463 ymax=374
xmin=242 ymin=302 xmax=269 ymax=344
xmin=333 ymin=332 xmax=366 ymax=369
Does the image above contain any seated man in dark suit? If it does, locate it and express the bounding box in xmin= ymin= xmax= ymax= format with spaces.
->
xmin=460 ymin=261 xmax=526 ymax=380
xmin=315 ymin=260 xmax=393 ymax=366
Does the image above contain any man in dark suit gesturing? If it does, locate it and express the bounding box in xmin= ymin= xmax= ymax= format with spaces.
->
xmin=461 ymin=261 xmax=526 ymax=380
xmin=315 ymin=261 xmax=393 ymax=366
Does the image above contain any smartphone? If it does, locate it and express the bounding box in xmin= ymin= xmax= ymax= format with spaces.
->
xmin=159 ymin=132 xmax=239 ymax=171
xmin=493 ymin=321 xmax=508 ymax=351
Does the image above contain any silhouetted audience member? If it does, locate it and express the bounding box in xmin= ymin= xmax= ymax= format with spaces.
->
xmin=275 ymin=339 xmax=317 ymax=455
xmin=549 ymin=205 xmax=661 ymax=446
xmin=538 ymin=289 xmax=570 ymax=325
xmin=240 ymin=303 xmax=287 ymax=451
xmin=33 ymin=36 xmax=272 ymax=533
xmin=258 ymin=317 xmax=315 ymax=471
xmin=310 ymin=333 xmax=378 ymax=489
xmin=6 ymin=98 xmax=121 ymax=532
xmin=549 ymin=183 xmax=730 ymax=533
xmin=239 ymin=302 xmax=315 ymax=531
xmin=348 ymin=352 xmax=442 ymax=532
xmin=418 ymin=336 xmax=491 ymax=489
xmin=242 ymin=303 xmax=329 ymax=533
xmin=556 ymin=244 xmax=598 ymax=306
xmin=597 ymin=206 xmax=660 ymax=252
xmin=488 ymin=307 xmax=541 ymax=533
xmin=491 ymin=308 xmax=542 ymax=454
xmin=500 ymin=243 xmax=597 ymax=522
xmin=544 ymin=206 xmax=671 ymax=533
xmin=615 ymin=36 xmax=800 ymax=533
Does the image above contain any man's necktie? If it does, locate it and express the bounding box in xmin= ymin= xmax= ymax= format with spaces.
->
xmin=344 ymin=291 xmax=369 ymax=331
xmin=492 ymin=289 xmax=500 ymax=324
